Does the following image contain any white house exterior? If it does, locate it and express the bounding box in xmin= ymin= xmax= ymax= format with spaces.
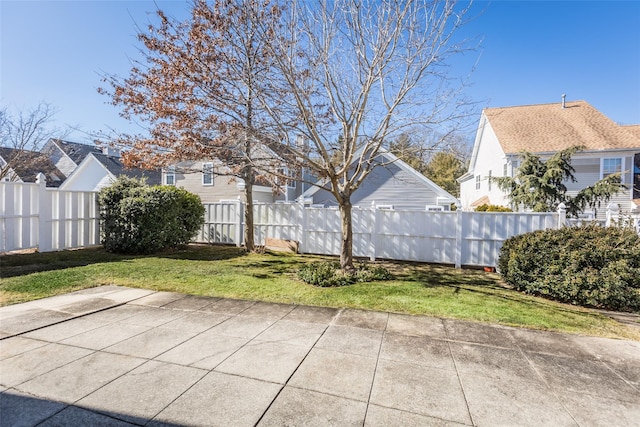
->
xmin=459 ymin=100 xmax=640 ymax=218
xmin=60 ymin=153 xmax=161 ymax=191
xmin=299 ymin=150 xmax=457 ymax=210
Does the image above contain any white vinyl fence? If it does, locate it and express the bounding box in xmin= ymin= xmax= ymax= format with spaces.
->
xmin=3 ymin=179 xmax=636 ymax=268
xmin=0 ymin=175 xmax=100 ymax=253
xmin=196 ymin=201 xmax=563 ymax=268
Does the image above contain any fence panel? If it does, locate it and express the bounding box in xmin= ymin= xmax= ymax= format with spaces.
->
xmin=301 ymin=207 xmax=342 ymax=255
xmin=254 ymin=203 xmax=300 ymax=244
xmin=374 ymin=210 xmax=458 ymax=264
xmin=3 ymin=188 xmax=572 ymax=267
xmin=459 ymin=212 xmax=558 ymax=267
xmin=192 ymin=202 xmax=562 ymax=267
xmin=0 ymin=179 xmax=99 ymax=253
xmin=0 ymin=181 xmax=39 ymax=252
xmin=198 ymin=201 xmax=242 ymax=245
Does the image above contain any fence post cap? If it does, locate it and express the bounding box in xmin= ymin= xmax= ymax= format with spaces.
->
xmin=557 ymin=202 xmax=566 ymax=211
xmin=607 ymin=202 xmax=619 ymax=211
xmin=35 ymin=172 xmax=47 ymax=184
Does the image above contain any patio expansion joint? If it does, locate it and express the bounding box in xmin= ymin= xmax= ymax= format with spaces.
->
xmin=7 ymin=348 xmax=100 ymax=395
xmin=0 ymin=289 xmax=162 ymax=341
xmin=252 ymin=321 xmax=332 ymax=426
xmin=513 ymin=340 xmax=582 ymax=427
xmin=600 ymin=360 xmax=640 ymax=395
xmin=445 ymin=338 xmax=477 ymax=427
xmin=362 ymin=328 xmax=386 ymax=426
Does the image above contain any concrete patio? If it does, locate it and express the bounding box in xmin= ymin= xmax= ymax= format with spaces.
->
xmin=1 ymin=285 xmax=638 ymax=426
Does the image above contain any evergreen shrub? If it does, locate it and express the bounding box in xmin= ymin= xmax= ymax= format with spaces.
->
xmin=98 ymin=177 xmax=205 ymax=254
xmin=476 ymin=204 xmax=513 ymax=212
xmin=498 ymin=225 xmax=640 ymax=312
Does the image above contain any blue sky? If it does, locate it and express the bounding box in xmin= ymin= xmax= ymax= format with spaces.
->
xmin=1 ymin=0 xmax=639 ymax=144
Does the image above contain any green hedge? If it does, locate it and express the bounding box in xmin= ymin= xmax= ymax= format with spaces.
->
xmin=475 ymin=204 xmax=513 ymax=212
xmin=498 ymin=225 xmax=640 ymax=312
xmin=98 ymin=177 xmax=205 ymax=254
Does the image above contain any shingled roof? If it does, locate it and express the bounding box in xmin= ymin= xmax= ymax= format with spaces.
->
xmin=91 ymin=153 xmax=162 ymax=185
xmin=622 ymin=124 xmax=640 ymax=140
xmin=0 ymin=147 xmax=65 ymax=187
xmin=483 ymin=101 xmax=640 ymax=154
xmin=50 ymin=139 xmax=102 ymax=164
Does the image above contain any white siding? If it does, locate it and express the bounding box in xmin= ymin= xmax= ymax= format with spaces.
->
xmin=59 ymin=156 xmax=114 ymax=191
xmin=460 ymin=117 xmax=509 ymax=209
xmin=195 ymin=202 xmax=566 ymax=268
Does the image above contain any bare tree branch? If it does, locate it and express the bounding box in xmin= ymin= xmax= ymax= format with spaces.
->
xmin=264 ymin=0 xmax=480 ymax=270
xmin=0 ymin=103 xmax=69 ymax=181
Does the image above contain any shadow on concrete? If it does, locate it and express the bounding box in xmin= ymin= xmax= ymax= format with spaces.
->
xmin=0 ymin=390 xmax=186 ymax=427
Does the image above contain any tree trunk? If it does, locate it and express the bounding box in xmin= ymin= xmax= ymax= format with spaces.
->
xmin=243 ymin=167 xmax=255 ymax=252
xmin=338 ymin=200 xmax=355 ymax=272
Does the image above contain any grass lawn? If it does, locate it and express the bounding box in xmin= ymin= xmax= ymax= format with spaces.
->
xmin=1 ymin=244 xmax=638 ymax=340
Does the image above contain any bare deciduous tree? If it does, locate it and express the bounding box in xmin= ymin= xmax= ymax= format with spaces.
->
xmin=99 ymin=0 xmax=286 ymax=251
xmin=266 ymin=0 xmax=479 ymax=270
xmin=0 ymin=103 xmax=67 ymax=181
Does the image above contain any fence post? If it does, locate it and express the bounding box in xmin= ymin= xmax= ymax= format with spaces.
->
xmin=235 ymin=200 xmax=243 ymax=247
xmin=557 ymin=203 xmax=566 ymax=229
xmin=36 ymin=173 xmax=52 ymax=252
xmin=298 ymin=200 xmax=307 ymax=254
xmin=605 ymin=203 xmax=619 ymax=227
xmin=369 ymin=202 xmax=377 ymax=261
xmin=455 ymin=208 xmax=462 ymax=268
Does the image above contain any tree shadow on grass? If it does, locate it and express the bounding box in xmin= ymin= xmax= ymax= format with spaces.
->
xmin=0 ymin=244 xmax=247 ymax=279
xmin=394 ymin=262 xmax=611 ymax=319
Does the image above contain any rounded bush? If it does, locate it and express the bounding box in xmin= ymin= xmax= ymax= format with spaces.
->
xmin=98 ymin=177 xmax=205 ymax=254
xmin=498 ymin=225 xmax=640 ymax=312
xmin=297 ymin=261 xmax=392 ymax=287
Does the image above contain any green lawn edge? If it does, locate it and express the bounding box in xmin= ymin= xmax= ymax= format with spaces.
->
xmin=1 ymin=244 xmax=638 ymax=341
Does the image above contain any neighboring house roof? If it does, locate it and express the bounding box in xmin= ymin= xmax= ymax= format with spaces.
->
xmin=622 ymin=124 xmax=640 ymax=140
xmin=469 ymin=195 xmax=491 ymax=207
xmin=483 ymin=100 xmax=640 ymax=154
xmin=60 ymin=153 xmax=161 ymax=191
xmin=0 ymin=147 xmax=65 ymax=187
xmin=92 ymin=153 xmax=162 ymax=184
xmin=298 ymin=148 xmax=457 ymax=204
xmin=48 ymin=138 xmax=103 ymax=165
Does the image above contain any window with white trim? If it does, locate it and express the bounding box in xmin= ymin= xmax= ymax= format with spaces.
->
xmin=488 ymin=170 xmax=492 ymax=191
xmin=202 ymin=162 xmax=214 ymax=185
xmin=165 ymin=166 xmax=175 ymax=186
xmin=602 ymin=158 xmax=622 ymax=181
xmin=475 ymin=175 xmax=481 ymax=190
xmin=503 ymin=163 xmax=508 ymax=176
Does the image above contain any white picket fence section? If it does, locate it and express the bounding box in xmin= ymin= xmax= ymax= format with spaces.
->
xmin=198 ymin=201 xmax=561 ymax=268
xmin=0 ymin=176 xmax=100 ymax=253
xmin=3 ymin=179 xmax=635 ymax=268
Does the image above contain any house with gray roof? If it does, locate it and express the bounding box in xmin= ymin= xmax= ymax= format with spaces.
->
xmin=298 ymin=148 xmax=458 ymax=210
xmin=41 ymin=139 xmax=104 ymax=178
xmin=59 ymin=151 xmax=161 ymax=191
xmin=0 ymin=146 xmax=65 ymax=187
xmin=459 ymin=100 xmax=640 ymax=217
